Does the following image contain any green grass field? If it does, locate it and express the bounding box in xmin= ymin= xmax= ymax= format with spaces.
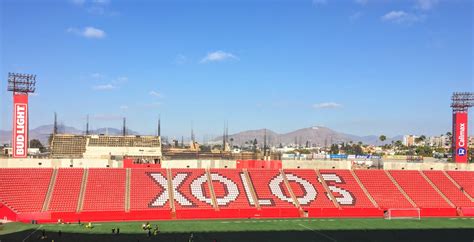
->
xmin=1 ymin=218 xmax=474 ymax=242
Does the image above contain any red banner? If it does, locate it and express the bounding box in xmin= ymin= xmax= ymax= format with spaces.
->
xmin=12 ymin=94 xmax=28 ymax=158
xmin=453 ymin=112 xmax=468 ymax=163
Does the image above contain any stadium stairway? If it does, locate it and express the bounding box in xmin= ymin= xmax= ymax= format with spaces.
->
xmin=205 ymin=169 xmax=219 ymax=210
xmin=242 ymin=169 xmax=260 ymax=209
xmin=280 ymin=169 xmax=301 ymax=209
xmin=76 ymin=168 xmax=88 ymax=212
xmin=125 ymin=168 xmax=131 ymax=212
xmin=42 ymin=168 xmax=58 ymax=212
xmin=315 ymin=169 xmax=340 ymax=208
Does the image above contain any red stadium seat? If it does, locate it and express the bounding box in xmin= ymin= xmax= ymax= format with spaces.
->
xmin=82 ymin=169 xmax=126 ymax=211
xmin=247 ymin=169 xmax=297 ymax=208
xmin=0 ymin=168 xmax=52 ymax=213
xmin=423 ymin=171 xmax=474 ymax=208
xmin=446 ymin=171 xmax=474 ymax=199
xmin=320 ymin=169 xmax=375 ymax=208
xmin=130 ymin=169 xmax=170 ymax=211
xmin=171 ymin=169 xmax=214 ymax=210
xmin=210 ymin=169 xmax=255 ymax=209
xmin=355 ymin=169 xmax=413 ymax=209
xmin=49 ymin=169 xmax=83 ymax=212
xmin=389 ymin=170 xmax=451 ymax=208
xmin=283 ymin=169 xmax=335 ymax=208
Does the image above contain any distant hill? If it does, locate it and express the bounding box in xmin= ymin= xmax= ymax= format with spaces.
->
xmin=0 ymin=124 xmax=139 ymax=146
xmin=214 ymin=126 xmax=402 ymax=146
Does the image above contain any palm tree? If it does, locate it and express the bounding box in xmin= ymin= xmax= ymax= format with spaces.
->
xmin=379 ymin=135 xmax=387 ymax=146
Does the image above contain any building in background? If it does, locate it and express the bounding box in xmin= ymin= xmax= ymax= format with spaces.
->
xmin=402 ymin=135 xmax=418 ymax=147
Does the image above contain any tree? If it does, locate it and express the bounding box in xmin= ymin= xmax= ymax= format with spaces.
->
xmin=30 ymin=139 xmax=44 ymax=151
xmin=200 ymin=145 xmax=211 ymax=152
xmin=253 ymin=138 xmax=258 ymax=152
xmin=379 ymin=135 xmax=387 ymax=143
xmin=330 ymin=144 xmax=339 ymax=154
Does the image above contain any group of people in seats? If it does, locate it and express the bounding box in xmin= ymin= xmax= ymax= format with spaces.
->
xmin=142 ymin=221 xmax=160 ymax=237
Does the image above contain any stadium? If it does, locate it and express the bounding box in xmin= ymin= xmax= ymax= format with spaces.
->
xmin=1 ymin=1 xmax=474 ymax=241
xmin=0 ymin=78 xmax=473 ymax=240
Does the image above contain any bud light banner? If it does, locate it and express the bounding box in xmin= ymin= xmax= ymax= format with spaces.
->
xmin=453 ymin=112 xmax=468 ymax=163
xmin=12 ymin=94 xmax=28 ymax=158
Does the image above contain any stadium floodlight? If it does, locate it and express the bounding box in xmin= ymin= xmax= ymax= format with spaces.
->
xmin=7 ymin=72 xmax=37 ymax=94
xmin=451 ymin=92 xmax=474 ymax=112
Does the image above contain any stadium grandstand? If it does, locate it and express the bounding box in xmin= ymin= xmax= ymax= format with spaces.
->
xmin=0 ymin=163 xmax=473 ymax=223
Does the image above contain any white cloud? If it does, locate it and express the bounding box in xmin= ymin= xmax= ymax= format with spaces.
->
xmin=200 ymin=51 xmax=238 ymax=63
xmin=67 ymin=27 xmax=106 ymax=39
xmin=355 ymin=0 xmax=368 ymax=5
xmin=313 ymin=102 xmax=343 ymax=109
xmin=381 ymin=11 xmax=424 ymax=24
xmin=119 ymin=105 xmax=129 ymax=110
xmin=416 ymin=0 xmax=438 ymax=10
xmin=312 ymin=0 xmax=327 ymax=6
xmin=92 ymin=84 xmax=116 ymax=90
xmin=149 ymin=91 xmax=163 ymax=98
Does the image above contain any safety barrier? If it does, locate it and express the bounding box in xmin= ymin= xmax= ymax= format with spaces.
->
xmin=0 ymin=203 xmax=17 ymax=221
xmin=460 ymin=207 xmax=474 ymax=216
xmin=304 ymin=208 xmax=383 ymax=218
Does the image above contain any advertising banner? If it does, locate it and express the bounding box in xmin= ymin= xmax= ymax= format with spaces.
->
xmin=12 ymin=94 xmax=28 ymax=158
xmin=453 ymin=112 xmax=468 ymax=163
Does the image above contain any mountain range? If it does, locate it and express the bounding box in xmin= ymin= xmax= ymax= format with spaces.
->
xmin=0 ymin=124 xmax=401 ymax=146
xmin=214 ymin=126 xmax=402 ymax=146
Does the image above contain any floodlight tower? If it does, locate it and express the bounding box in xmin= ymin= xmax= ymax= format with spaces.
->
xmin=7 ymin=73 xmax=36 ymax=158
xmin=451 ymin=92 xmax=474 ymax=163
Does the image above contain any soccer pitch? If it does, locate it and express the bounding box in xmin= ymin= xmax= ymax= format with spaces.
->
xmin=1 ymin=218 xmax=474 ymax=242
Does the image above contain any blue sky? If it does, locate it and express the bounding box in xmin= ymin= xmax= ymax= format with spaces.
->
xmin=0 ymin=0 xmax=473 ymax=140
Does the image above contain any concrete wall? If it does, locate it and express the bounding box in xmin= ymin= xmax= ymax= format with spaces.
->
xmin=282 ymin=160 xmax=352 ymax=169
xmin=83 ymin=146 xmax=162 ymax=159
xmin=0 ymin=158 xmax=472 ymax=171
xmin=0 ymin=158 xmax=120 ymax=168
xmin=383 ymin=161 xmax=474 ymax=171
xmin=161 ymin=159 xmax=236 ymax=169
